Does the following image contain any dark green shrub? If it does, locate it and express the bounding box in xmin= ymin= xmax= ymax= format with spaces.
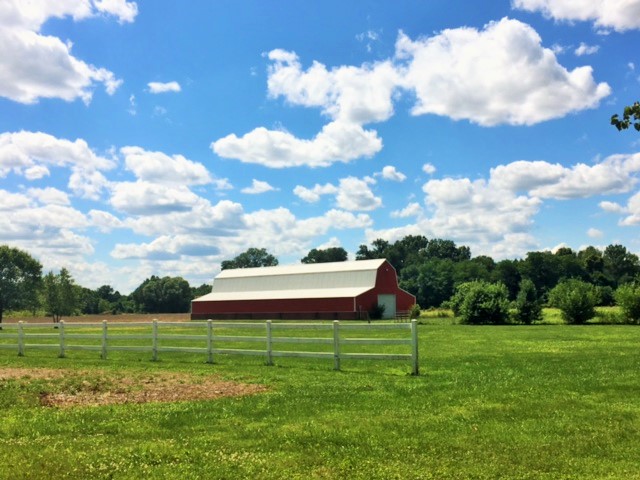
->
xmin=369 ymin=303 xmax=386 ymax=320
xmin=453 ymin=281 xmax=510 ymax=325
xmin=514 ymin=279 xmax=542 ymax=324
xmin=596 ymin=285 xmax=615 ymax=306
xmin=614 ymin=283 xmax=640 ymax=324
xmin=409 ymin=304 xmax=421 ymax=319
xmin=548 ymin=279 xmax=598 ymax=324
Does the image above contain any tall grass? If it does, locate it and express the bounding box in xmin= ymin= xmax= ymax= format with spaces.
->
xmin=1 ymin=324 xmax=640 ymax=479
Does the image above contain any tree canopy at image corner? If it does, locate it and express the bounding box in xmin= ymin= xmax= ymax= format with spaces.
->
xmin=611 ymin=101 xmax=640 ymax=132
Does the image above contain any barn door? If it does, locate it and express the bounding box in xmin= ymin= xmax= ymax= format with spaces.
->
xmin=377 ymin=294 xmax=396 ymax=319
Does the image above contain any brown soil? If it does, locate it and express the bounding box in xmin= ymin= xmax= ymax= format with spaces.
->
xmin=0 ymin=367 xmax=267 ymax=408
xmin=2 ymin=313 xmax=191 ymax=324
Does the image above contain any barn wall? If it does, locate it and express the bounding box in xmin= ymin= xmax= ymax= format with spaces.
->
xmin=191 ymin=311 xmax=361 ymax=320
xmin=191 ymin=296 xmax=356 ymax=320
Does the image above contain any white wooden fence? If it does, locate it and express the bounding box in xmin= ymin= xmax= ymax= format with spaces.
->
xmin=0 ymin=320 xmax=419 ymax=375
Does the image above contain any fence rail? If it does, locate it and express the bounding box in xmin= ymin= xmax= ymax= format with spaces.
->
xmin=0 ymin=320 xmax=419 ymax=374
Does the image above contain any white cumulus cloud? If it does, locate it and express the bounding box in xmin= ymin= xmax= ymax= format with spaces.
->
xmin=587 ymin=228 xmax=604 ymax=238
xmin=513 ymin=0 xmax=640 ymax=32
xmin=379 ymin=165 xmax=407 ymax=182
xmin=147 ymin=81 xmax=182 ymax=94
xmin=0 ymin=0 xmax=129 ymax=104
xmin=293 ymin=183 xmax=339 ymax=203
xmin=212 ymin=120 xmax=382 ymax=168
xmin=267 ymin=49 xmax=399 ymax=124
xmin=599 ymin=200 xmax=625 ymax=213
xmin=121 ymin=146 xmax=212 ymax=186
xmin=335 ymin=176 xmax=382 ymax=211
xmin=396 ymin=18 xmax=611 ymax=126
xmin=27 ymin=187 xmax=71 ymax=206
xmin=490 ymin=154 xmax=640 ymax=199
xmin=391 ymin=202 xmax=422 ymax=218
xmin=88 ymin=209 xmax=124 ymax=232
xmin=93 ymin=0 xmax=138 ymax=23
xmin=293 ymin=176 xmax=381 ymax=211
xmin=422 ymin=163 xmax=436 ymax=175
xmin=241 ymin=179 xmax=277 ymax=194
xmin=575 ymin=42 xmax=600 ymax=56
xmin=110 ymin=182 xmax=201 ymax=215
xmin=0 ymin=131 xmax=115 ymax=181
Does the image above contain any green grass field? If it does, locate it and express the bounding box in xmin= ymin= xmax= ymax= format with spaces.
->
xmin=1 ymin=322 xmax=640 ymax=479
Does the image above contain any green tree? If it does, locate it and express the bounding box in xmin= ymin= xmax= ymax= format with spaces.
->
xmin=452 ymin=281 xmax=510 ymax=325
xmin=191 ymin=283 xmax=213 ymax=299
xmin=131 ymin=276 xmax=192 ymax=313
xmin=453 ymin=256 xmax=495 ymax=285
xmin=578 ymin=246 xmax=608 ymax=286
xmin=356 ymin=239 xmax=390 ymax=261
xmin=0 ymin=245 xmax=42 ymax=325
xmin=221 ymin=248 xmax=278 ymax=270
xmin=384 ymin=235 xmax=429 ymax=273
xmin=611 ymin=101 xmax=640 ymax=132
xmin=548 ymin=279 xmax=598 ymax=325
xmin=614 ymin=283 xmax=640 ymax=324
xmin=301 ymin=247 xmax=348 ymax=264
xmin=403 ymin=258 xmax=456 ymax=309
xmin=554 ymin=247 xmax=587 ymax=282
xmin=519 ymin=251 xmax=561 ymax=300
xmin=357 ymin=236 xmax=430 ymax=273
xmin=358 ymin=235 xmax=469 ymax=278
xmin=425 ymin=238 xmax=471 ymax=262
xmin=514 ymin=279 xmax=542 ymax=325
xmin=492 ymin=259 xmax=522 ymax=300
xmin=603 ymin=244 xmax=640 ymax=287
xmin=78 ymin=287 xmax=100 ymax=314
xmin=43 ymin=268 xmax=78 ymax=323
xmin=96 ymin=285 xmax=118 ymax=303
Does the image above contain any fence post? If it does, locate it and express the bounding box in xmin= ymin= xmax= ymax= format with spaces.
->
xmin=206 ymin=319 xmax=214 ymax=364
xmin=152 ymin=320 xmax=158 ymax=361
xmin=17 ymin=321 xmax=24 ymax=357
xmin=411 ymin=319 xmax=419 ymax=376
xmin=59 ymin=320 xmax=66 ymax=358
xmin=333 ymin=320 xmax=341 ymax=371
xmin=101 ymin=320 xmax=108 ymax=360
xmin=266 ymin=320 xmax=273 ymax=366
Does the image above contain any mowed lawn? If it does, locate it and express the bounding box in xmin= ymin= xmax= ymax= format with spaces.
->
xmin=1 ymin=323 xmax=640 ymax=479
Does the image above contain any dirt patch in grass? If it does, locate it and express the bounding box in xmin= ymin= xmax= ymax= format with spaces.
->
xmin=0 ymin=368 xmax=267 ymax=408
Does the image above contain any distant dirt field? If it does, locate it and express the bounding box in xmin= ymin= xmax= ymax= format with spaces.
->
xmin=2 ymin=313 xmax=191 ymax=324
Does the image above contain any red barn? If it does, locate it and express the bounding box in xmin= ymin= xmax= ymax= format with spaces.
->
xmin=191 ymin=259 xmax=415 ymax=320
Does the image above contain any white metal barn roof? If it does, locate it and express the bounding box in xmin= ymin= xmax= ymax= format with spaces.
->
xmin=193 ymin=259 xmax=386 ymax=302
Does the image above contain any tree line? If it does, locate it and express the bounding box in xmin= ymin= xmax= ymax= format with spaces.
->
xmin=2 ymin=236 xmax=640 ymax=323
xmin=0 ymin=245 xmax=212 ymax=324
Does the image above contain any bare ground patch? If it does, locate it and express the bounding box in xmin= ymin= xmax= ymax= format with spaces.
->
xmin=0 ymin=368 xmax=267 ymax=408
xmin=2 ymin=313 xmax=191 ymax=324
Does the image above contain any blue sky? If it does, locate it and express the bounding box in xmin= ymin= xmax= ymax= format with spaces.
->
xmin=1 ymin=0 xmax=640 ymax=293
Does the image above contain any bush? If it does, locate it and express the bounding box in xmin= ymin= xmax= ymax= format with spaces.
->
xmin=596 ymin=286 xmax=615 ymax=306
xmin=548 ymin=279 xmax=598 ymax=324
xmin=368 ymin=303 xmax=386 ymax=320
xmin=614 ymin=283 xmax=640 ymax=324
xmin=449 ymin=282 xmax=476 ymax=317
xmin=514 ymin=279 xmax=542 ymax=324
xmin=452 ymin=281 xmax=510 ymax=325
xmin=409 ymin=304 xmax=421 ymax=319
